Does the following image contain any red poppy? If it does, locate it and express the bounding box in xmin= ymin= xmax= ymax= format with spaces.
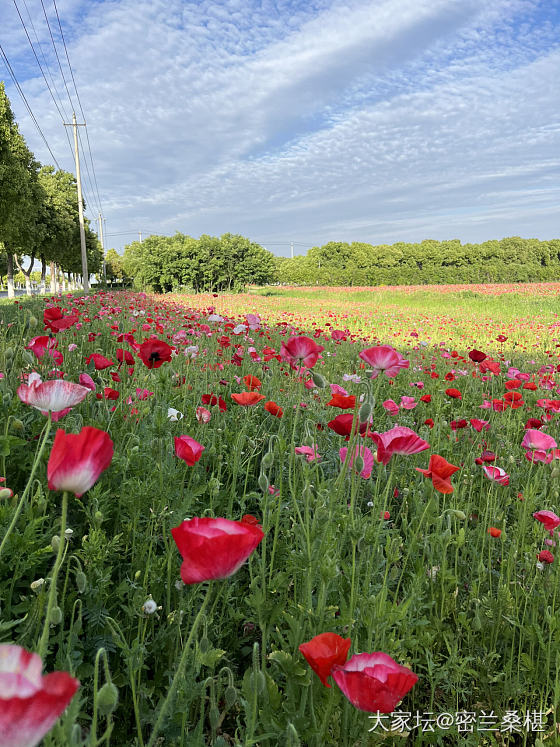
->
xmin=243 ymin=375 xmax=262 ymax=391
xmin=525 ymin=418 xmax=543 ymax=429
xmin=174 ymin=435 xmax=205 ymax=466
xmin=533 ymin=510 xmax=560 ymax=532
xmin=264 ymin=401 xmax=283 ymax=418
xmin=44 ymin=307 xmax=79 ymax=333
xmin=138 ymin=339 xmax=173 ymax=369
xmin=332 ymin=652 xmax=418 ymax=713
xmin=488 ymin=527 xmax=501 ymax=538
xmin=102 ymin=387 xmax=120 ymax=400
xmin=470 ymin=418 xmax=490 ymax=432
xmin=420 ymin=394 xmax=431 ymax=403
xmin=326 ymin=394 xmax=356 ymax=409
xmin=0 ymin=644 xmax=79 ymax=747
xmin=445 ymin=388 xmax=462 ymax=399
xmin=47 ymin=426 xmax=114 ymax=497
xmin=450 ymin=419 xmax=468 ymax=430
xmin=468 ymin=349 xmax=487 ymax=363
xmin=416 ymin=454 xmax=459 ymax=494
xmin=327 ymin=414 xmax=367 ymax=440
xmin=474 ymin=450 xmax=496 ymax=464
xmin=231 ymin=392 xmax=266 ymax=406
xmin=523 ymin=382 xmax=537 ymax=391
xmin=299 ymin=633 xmax=351 ymax=687
xmin=479 ymin=359 xmax=501 ymax=375
xmin=537 ymin=550 xmax=554 ymax=564
xmin=201 ymin=394 xmax=227 ymax=412
xmin=424 ymin=418 xmax=434 ymax=428
xmin=116 ymin=348 xmax=135 ymax=365
xmin=85 ymin=353 xmax=114 ymax=370
xmin=171 ymin=516 xmax=264 ymax=584
xmin=504 ymin=379 xmax=522 ymax=390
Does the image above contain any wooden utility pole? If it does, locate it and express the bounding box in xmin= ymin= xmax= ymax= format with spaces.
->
xmin=64 ymin=113 xmax=88 ymax=291
xmin=98 ymin=212 xmax=106 ymax=283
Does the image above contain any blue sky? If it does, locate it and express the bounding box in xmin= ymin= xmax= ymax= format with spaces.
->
xmin=1 ymin=0 xmax=559 ymax=257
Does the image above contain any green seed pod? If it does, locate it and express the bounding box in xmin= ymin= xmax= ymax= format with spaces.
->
xmin=22 ymin=351 xmax=35 ymax=366
xmin=353 ymin=455 xmax=365 ymax=474
xmin=261 ymin=451 xmax=274 ymax=469
xmin=311 ymin=371 xmax=327 ymax=388
xmin=209 ymin=704 xmax=221 ymax=730
xmin=97 ymin=682 xmax=119 ymax=716
xmin=450 ymin=510 xmax=467 ymax=521
xmin=199 ymin=636 xmax=210 ymax=654
xmin=258 ymin=472 xmax=269 ymax=493
xmin=358 ymin=401 xmax=372 ymax=423
xmin=551 ymin=467 xmax=560 ymax=479
xmin=50 ymin=606 xmax=63 ymax=625
xmin=76 ymin=571 xmax=87 ymax=593
xmin=51 ymin=535 xmax=61 ymax=552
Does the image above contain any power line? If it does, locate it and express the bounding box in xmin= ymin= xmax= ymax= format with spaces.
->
xmin=0 ymin=42 xmax=62 ymax=169
xmin=13 ymin=0 xmax=75 ymax=160
xmin=38 ymin=0 xmax=75 ymax=112
xmin=52 ymin=0 xmax=103 ymax=217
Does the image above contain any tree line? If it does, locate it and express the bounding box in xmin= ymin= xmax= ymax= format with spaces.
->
xmin=0 ymin=81 xmax=102 ymax=296
xmin=274 ymin=238 xmax=560 ymax=286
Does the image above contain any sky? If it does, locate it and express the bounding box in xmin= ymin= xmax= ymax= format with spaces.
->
xmin=0 ymin=0 xmax=559 ymax=257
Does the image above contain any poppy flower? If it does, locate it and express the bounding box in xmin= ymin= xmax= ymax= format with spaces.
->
xmin=537 ymin=550 xmax=554 ymax=564
xmin=171 ymin=516 xmax=264 ymax=584
xmin=470 ymin=418 xmax=490 ymax=432
xmin=79 ymin=373 xmax=96 ymax=391
xmin=399 ymin=396 xmax=417 ymax=410
xmin=331 ymin=652 xmax=418 ymax=713
xmin=195 ymin=407 xmax=212 ymax=423
xmin=174 ymin=435 xmax=205 ymax=466
xmin=327 ymin=394 xmax=356 ymax=409
xmin=242 ymin=375 xmax=262 ymax=391
xmin=339 ymin=445 xmax=374 ymax=478
xmin=0 ymin=644 xmax=79 ymax=747
xmin=102 ymin=387 xmax=120 ymax=400
xmin=479 ymin=360 xmax=501 ymax=375
xmin=17 ymin=373 xmax=90 ymax=420
xmin=416 ymin=454 xmax=459 ymax=494
xmin=424 ymin=418 xmax=434 ymax=428
xmin=474 ymin=450 xmax=496 ymax=464
xmin=450 ymin=419 xmax=468 ymax=431
xmin=202 ymin=394 xmax=227 ymax=412
xmin=43 ymin=308 xmax=79 ymax=333
xmin=488 ymin=527 xmax=502 ymax=538
xmin=420 ymin=394 xmax=431 ymax=403
xmin=445 ymin=388 xmax=462 ymax=399
xmin=26 ymin=336 xmax=63 ymax=365
xmin=280 ymin=336 xmax=324 ymax=369
xmin=295 ymin=445 xmax=320 ymax=462
xmin=522 ymin=430 xmax=557 ymax=451
xmin=525 ymin=418 xmax=544 ymax=430
xmin=85 ymin=353 xmax=114 ymax=370
xmin=264 ymin=401 xmax=283 ymax=418
xmin=116 ymin=348 xmax=135 ymax=365
xmin=47 ymin=427 xmax=114 ymax=497
xmin=533 ymin=510 xmax=560 ymax=532
xmin=231 ymin=392 xmax=266 ymax=406
xmin=482 ymin=465 xmax=510 ymax=486
xmin=468 ymin=349 xmax=487 ymax=363
xmin=138 ymin=339 xmax=173 ymax=369
xmin=382 ymin=400 xmax=400 ymax=416
xmin=327 ymin=414 xmax=368 ymax=440
xmin=369 ymin=426 xmax=429 ymax=466
xmin=358 ymin=346 xmax=409 ymax=379
xmin=299 ymin=633 xmax=351 ymax=687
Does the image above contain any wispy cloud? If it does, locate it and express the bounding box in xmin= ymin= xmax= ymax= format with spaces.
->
xmin=1 ymin=0 xmax=558 ymax=254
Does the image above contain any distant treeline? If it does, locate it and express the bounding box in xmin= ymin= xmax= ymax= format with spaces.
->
xmin=275 ymin=238 xmax=560 ymax=286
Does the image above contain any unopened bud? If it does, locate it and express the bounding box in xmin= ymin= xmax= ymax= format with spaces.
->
xmin=261 ymin=451 xmax=274 ymax=469
xmin=4 ymin=347 xmax=14 ymax=360
xmin=450 ymin=510 xmax=467 ymax=521
xmin=0 ymin=488 xmax=14 ymax=500
xmin=353 ymin=455 xmax=365 ymax=474
xmin=311 ymin=371 xmax=327 ymax=388
xmin=51 ymin=535 xmax=61 ymax=552
xmin=134 ymin=570 xmax=142 ymax=581
xmin=358 ymin=401 xmax=372 ymax=423
xmin=76 ymin=571 xmax=87 ymax=593
xmin=22 ymin=351 xmax=35 ymax=366
xmin=96 ymin=682 xmax=119 ymax=715
xmin=551 ymin=467 xmax=560 ymax=479
xmin=258 ymin=473 xmax=269 ymax=493
xmin=10 ymin=418 xmax=24 ymax=432
xmin=28 ymin=316 xmax=38 ymax=328
xmin=50 ymin=605 xmax=63 ymax=625
xmin=94 ymin=511 xmax=103 ymax=527
xmin=31 ymin=578 xmax=45 ymax=592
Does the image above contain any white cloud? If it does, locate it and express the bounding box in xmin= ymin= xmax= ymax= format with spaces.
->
xmin=1 ymin=0 xmax=558 ymax=254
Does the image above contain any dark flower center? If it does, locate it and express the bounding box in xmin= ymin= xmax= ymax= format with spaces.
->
xmin=149 ymin=352 xmax=161 ymax=361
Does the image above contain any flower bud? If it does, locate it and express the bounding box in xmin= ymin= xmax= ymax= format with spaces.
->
xmin=94 ymin=511 xmax=104 ymax=527
xmin=51 ymin=535 xmax=61 ymax=552
xmin=358 ymin=401 xmax=372 ymax=423
xmin=30 ymin=578 xmax=45 ymax=592
xmin=96 ymin=682 xmax=119 ymax=715
xmin=353 ymin=455 xmax=365 ymax=474
xmin=450 ymin=510 xmax=467 ymax=521
xmin=22 ymin=351 xmax=35 ymax=366
xmin=551 ymin=467 xmax=560 ymax=479
xmin=261 ymin=451 xmax=274 ymax=469
xmin=76 ymin=571 xmax=87 ymax=593
xmin=10 ymin=418 xmax=24 ymax=432
xmin=4 ymin=347 xmax=14 ymax=360
xmin=50 ymin=606 xmax=63 ymax=625
xmin=311 ymin=371 xmax=327 ymax=388
xmin=28 ymin=316 xmax=38 ymax=328
xmin=134 ymin=570 xmax=142 ymax=581
xmin=224 ymin=685 xmax=237 ymax=708
xmin=0 ymin=488 xmax=14 ymax=500
xmin=258 ymin=472 xmax=269 ymax=493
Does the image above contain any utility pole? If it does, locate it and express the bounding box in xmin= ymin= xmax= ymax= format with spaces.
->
xmin=139 ymin=230 xmax=142 ymax=243
xmin=290 ymin=240 xmax=294 ymax=259
xmin=64 ymin=113 xmax=89 ymax=291
xmin=98 ymin=213 xmax=106 ymax=284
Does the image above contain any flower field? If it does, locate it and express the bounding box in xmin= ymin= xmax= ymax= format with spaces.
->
xmin=1 ymin=285 xmax=560 ymax=746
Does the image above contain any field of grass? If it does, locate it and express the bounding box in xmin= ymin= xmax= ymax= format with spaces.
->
xmin=1 ymin=284 xmax=560 ymax=745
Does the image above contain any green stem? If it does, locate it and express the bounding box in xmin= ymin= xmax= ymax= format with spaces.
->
xmin=0 ymin=414 xmax=52 ymax=560
xmin=37 ymin=489 xmax=68 ymax=659
xmin=146 ymin=584 xmax=213 ymax=747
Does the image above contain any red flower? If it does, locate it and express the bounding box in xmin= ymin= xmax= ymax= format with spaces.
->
xmin=116 ymin=348 xmax=135 ymax=365
xmin=264 ymin=401 xmax=283 ymax=418
xmin=488 ymin=527 xmax=502 ymax=538
xmin=85 ymin=353 xmax=114 ymax=370
xmin=102 ymin=387 xmax=120 ymax=400
xmin=416 ymin=454 xmax=459 ymax=494
xmin=445 ymin=388 xmax=462 ymax=399
xmin=138 ymin=339 xmax=173 ymax=369
xmin=327 ymin=414 xmax=367 ymax=440
xmin=174 ymin=435 xmax=205 ymax=466
xmin=424 ymin=418 xmax=434 ymax=428
xmin=280 ymin=336 xmax=324 ymax=369
xmin=538 ymin=550 xmax=554 ymax=564
xmin=475 ymin=450 xmax=496 ymax=464
xmin=505 ymin=379 xmax=522 ymax=390
xmin=369 ymin=426 xmax=429 ymax=466
xmin=171 ymin=516 xmax=264 ymax=584
xmin=0 ymin=644 xmax=79 ymax=747
xmin=482 ymin=465 xmax=509 ymax=486
xmin=202 ymin=394 xmax=227 ymax=412
xmin=420 ymin=394 xmax=431 ymax=403
xmin=525 ymin=418 xmax=543 ymax=430
xmin=450 ymin=419 xmax=468 ymax=430
xmin=326 ymin=394 xmax=356 ymax=409
xmin=231 ymin=392 xmax=266 ymax=406
xmin=299 ymin=633 xmax=351 ymax=687
xmin=533 ymin=510 xmax=560 ymax=532
xmin=332 ymin=652 xmax=418 ymax=713
xmin=470 ymin=418 xmax=490 ymax=432
xmin=242 ymin=375 xmax=262 ymax=391
xmin=468 ymin=349 xmax=487 ymax=362
xmin=43 ymin=307 xmax=79 ymax=333
xmin=47 ymin=427 xmax=114 ymax=497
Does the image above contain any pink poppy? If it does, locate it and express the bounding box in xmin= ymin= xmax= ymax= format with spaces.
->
xmin=78 ymin=373 xmax=96 ymax=391
xmin=47 ymin=427 xmax=114 ymax=497
xmin=295 ymin=445 xmax=321 ymax=462
xmin=174 ymin=436 xmax=205 ymax=466
xmin=17 ymin=373 xmax=90 ymax=420
xmin=0 ymin=644 xmax=79 ymax=747
xmin=482 ymin=465 xmax=510 ymax=486
xmin=533 ymin=510 xmax=560 ymax=532
xmin=339 ymin=445 xmax=374 ymax=478
xmin=399 ymin=396 xmax=417 ymax=410
xmin=369 ymin=426 xmax=429 ymax=466
xmin=196 ymin=407 xmax=212 ymax=423
xmin=359 ymin=346 xmax=409 ymax=379
xmin=522 ymin=430 xmax=557 ymax=451
xmin=382 ymin=400 xmax=400 ymax=416
xmin=280 ymin=336 xmax=324 ymax=369
xmin=470 ymin=418 xmax=490 ymax=432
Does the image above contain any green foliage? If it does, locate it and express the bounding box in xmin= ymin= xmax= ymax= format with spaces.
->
xmin=122 ymin=232 xmax=275 ymax=292
xmin=274 ymin=236 xmax=560 ymax=286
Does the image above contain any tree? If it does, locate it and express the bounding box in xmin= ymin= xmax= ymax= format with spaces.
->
xmin=0 ymin=81 xmax=44 ymax=297
xmin=105 ymin=248 xmax=125 ymax=282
